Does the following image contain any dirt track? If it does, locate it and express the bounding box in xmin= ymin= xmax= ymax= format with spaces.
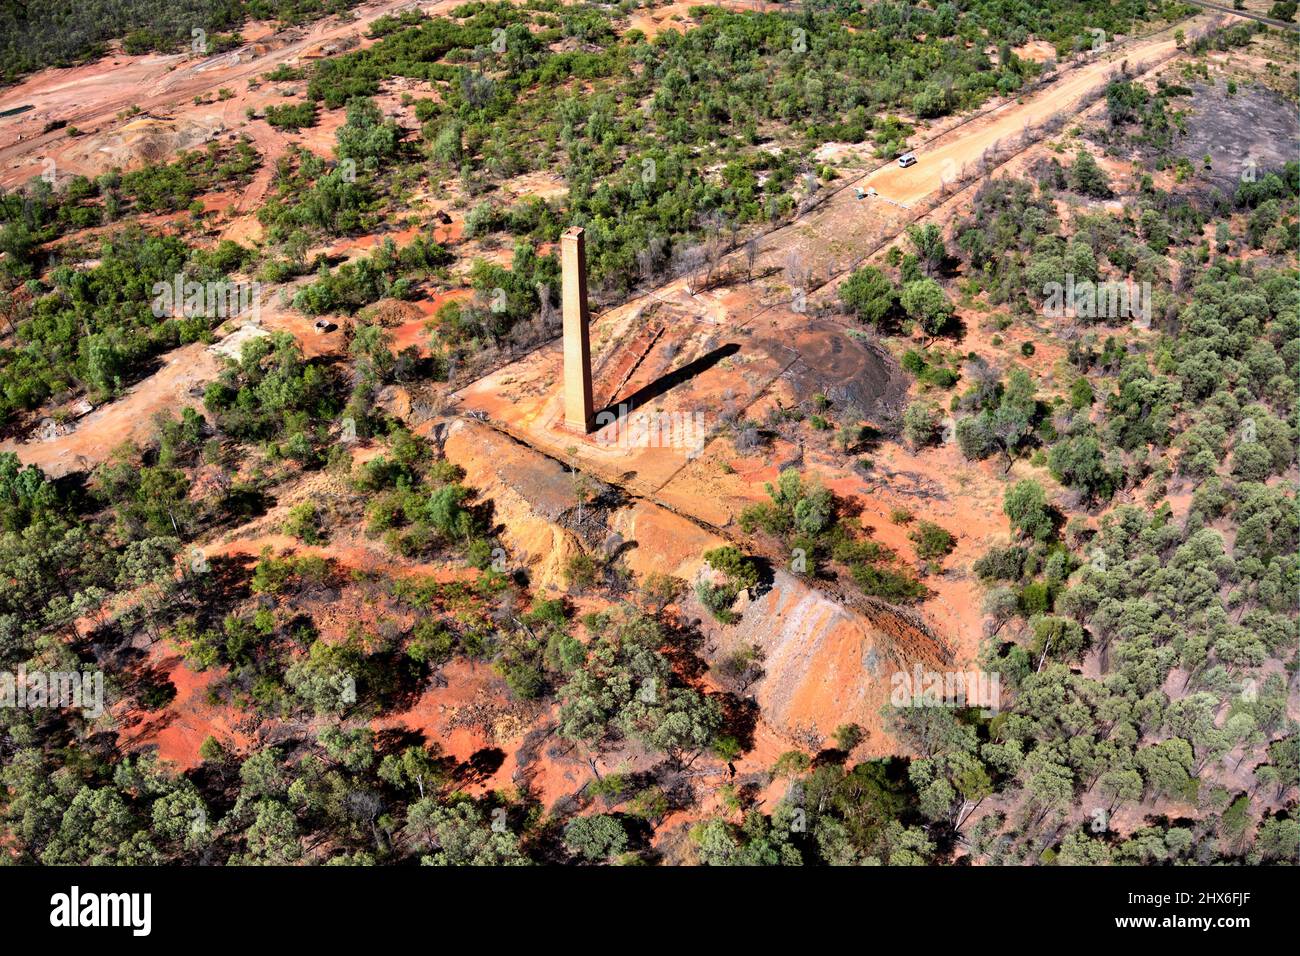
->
xmin=1182 ymin=0 xmax=1300 ymax=32
xmin=864 ymin=37 xmax=1182 ymax=206
xmin=753 ymin=21 xmax=1200 ymax=278
xmin=0 ymin=341 xmax=220 ymax=477
xmin=0 ymin=0 xmax=442 ymax=188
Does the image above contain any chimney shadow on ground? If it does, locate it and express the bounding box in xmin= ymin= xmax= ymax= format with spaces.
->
xmin=592 ymin=342 xmax=740 ymax=424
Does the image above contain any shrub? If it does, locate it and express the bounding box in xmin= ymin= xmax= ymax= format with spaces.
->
xmin=702 ymin=546 xmax=760 ymax=590
xmin=850 ymin=561 xmax=926 ymax=601
xmin=902 ymin=401 xmax=943 ymax=449
xmin=1068 ymin=149 xmax=1111 ymax=198
xmin=265 ymin=102 xmax=318 ymax=129
xmin=282 ymin=502 xmax=325 ymax=544
xmin=564 ymin=814 xmax=628 ymax=862
xmin=839 ymin=265 xmax=897 ymax=326
xmin=565 ymin=552 xmax=600 ymax=592
xmin=909 ymin=520 xmax=956 ymax=560
xmin=1019 ymin=581 xmax=1052 ymax=615
xmin=695 ymin=579 xmax=739 ymax=625
xmin=1003 ymin=480 xmax=1055 ymax=541
xmin=973 ymin=545 xmax=1028 ymax=582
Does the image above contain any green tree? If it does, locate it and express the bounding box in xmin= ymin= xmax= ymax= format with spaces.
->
xmin=902 ymin=401 xmax=943 ymax=450
xmin=906 ymin=223 xmax=946 ymax=276
xmin=1048 ymin=430 xmax=1115 ymax=503
xmin=901 ymin=278 xmax=955 ymax=339
xmin=1069 ymin=149 xmax=1111 ymax=198
xmin=839 ymin=265 xmax=897 ymax=326
xmin=1003 ymin=479 xmax=1054 ymax=541
xmin=407 ymin=800 xmax=530 ymax=866
xmin=563 ymin=813 xmax=628 ymax=862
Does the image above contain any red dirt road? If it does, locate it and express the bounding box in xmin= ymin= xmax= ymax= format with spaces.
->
xmin=863 ymin=37 xmax=1183 ymax=205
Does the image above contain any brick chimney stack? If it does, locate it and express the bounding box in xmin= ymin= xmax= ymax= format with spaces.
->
xmin=561 ymin=226 xmax=595 ymax=433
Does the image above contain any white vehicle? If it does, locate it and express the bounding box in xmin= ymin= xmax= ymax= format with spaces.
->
xmin=898 ymin=152 xmax=917 ymax=168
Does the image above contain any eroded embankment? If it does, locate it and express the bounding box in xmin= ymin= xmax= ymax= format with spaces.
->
xmin=444 ymin=417 xmax=953 ymax=750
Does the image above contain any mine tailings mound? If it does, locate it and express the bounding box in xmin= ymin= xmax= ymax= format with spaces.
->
xmin=443 ymin=417 xmax=954 ymax=751
xmin=727 ymin=574 xmax=954 ymax=749
xmin=442 ymin=417 xmax=590 ymax=592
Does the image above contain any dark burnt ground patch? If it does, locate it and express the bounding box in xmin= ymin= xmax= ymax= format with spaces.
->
xmin=1175 ymin=81 xmax=1298 ymax=192
xmin=777 ymin=319 xmax=909 ymax=421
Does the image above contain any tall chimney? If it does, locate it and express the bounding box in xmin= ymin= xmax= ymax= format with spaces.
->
xmin=561 ymin=226 xmax=594 ymax=433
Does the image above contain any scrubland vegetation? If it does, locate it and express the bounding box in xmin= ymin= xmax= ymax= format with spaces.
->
xmin=0 ymin=1 xmax=1293 ymax=869
xmin=0 ymin=0 xmax=366 ymax=83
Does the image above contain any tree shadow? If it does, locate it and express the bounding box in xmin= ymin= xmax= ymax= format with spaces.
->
xmin=619 ymin=812 xmax=657 ymax=854
xmin=188 ymin=554 xmax=256 ymax=626
xmin=660 ymin=617 xmax=708 ymax=680
xmin=454 ymin=746 xmax=506 ymax=786
xmin=717 ymin=692 xmax=759 ymax=753
xmin=127 ymin=662 xmax=178 ymax=712
xmin=855 ymin=424 xmax=889 ymax=453
xmin=812 ymin=747 xmax=850 ymax=768
xmin=373 ymin=726 xmax=428 ymax=759
xmin=50 ymin=469 xmax=94 ymax=511
xmin=936 ymin=252 xmax=964 ymax=282
xmin=367 ymin=650 xmax=431 ymax=714
xmin=748 ymin=554 xmax=777 ymax=599
xmin=934 ymin=311 xmax=967 ymax=343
